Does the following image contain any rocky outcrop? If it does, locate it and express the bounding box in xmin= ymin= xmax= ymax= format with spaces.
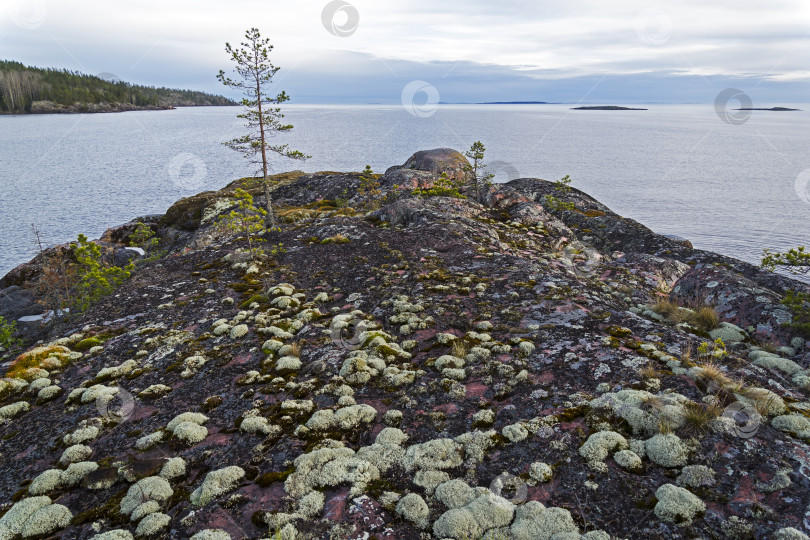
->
xmin=1 ymin=148 xmax=810 ymax=539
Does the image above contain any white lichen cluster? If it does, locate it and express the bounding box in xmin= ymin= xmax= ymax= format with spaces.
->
xmin=579 ymin=430 xmax=628 ymax=472
xmin=166 ymin=412 xmax=209 ymax=444
xmin=0 ymin=496 xmax=72 ymax=538
xmin=190 ymin=466 xmax=245 ymax=506
xmin=654 ymin=483 xmax=706 ymax=525
xmin=590 ymin=389 xmax=690 ymax=436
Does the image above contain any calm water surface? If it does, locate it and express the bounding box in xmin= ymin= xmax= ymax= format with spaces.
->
xmin=1 ymin=104 xmax=809 ymax=277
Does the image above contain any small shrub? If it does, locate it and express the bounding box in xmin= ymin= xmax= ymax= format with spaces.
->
xmin=74 ymin=234 xmax=134 ymax=313
xmin=781 ymin=290 xmax=810 ymax=337
xmin=0 ymin=316 xmax=22 ymax=355
xmin=129 ymin=222 xmax=164 ymax=262
xmin=357 ymin=165 xmax=383 ymax=209
xmin=216 ymin=188 xmax=267 ymax=261
xmin=412 ymin=172 xmax=466 ymax=199
xmin=464 ymin=141 xmax=494 ymax=202
xmin=320 ymin=234 xmax=350 ymax=245
xmin=544 ymin=175 xmax=575 ymax=212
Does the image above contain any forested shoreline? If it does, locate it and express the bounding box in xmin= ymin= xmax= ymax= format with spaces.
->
xmin=0 ymin=60 xmax=235 ymax=114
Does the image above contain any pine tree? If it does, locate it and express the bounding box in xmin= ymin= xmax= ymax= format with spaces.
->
xmin=217 ymin=28 xmax=309 ymax=226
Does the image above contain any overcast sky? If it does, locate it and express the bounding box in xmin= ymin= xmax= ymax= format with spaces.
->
xmin=1 ymin=0 xmax=809 ymax=104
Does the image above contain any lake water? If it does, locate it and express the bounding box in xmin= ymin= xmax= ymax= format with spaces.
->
xmin=1 ymin=104 xmax=809 ymax=278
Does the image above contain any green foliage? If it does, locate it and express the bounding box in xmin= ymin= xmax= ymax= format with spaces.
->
xmin=762 ymin=246 xmax=810 ymax=275
xmin=781 ymin=290 xmax=810 ymax=337
xmin=412 ymin=172 xmax=467 ymax=199
xmin=358 ymin=165 xmax=383 ymax=209
xmin=217 ymin=189 xmax=267 ymax=260
xmin=269 ymin=243 xmax=287 ymax=256
xmin=335 ymin=188 xmax=351 ymax=208
xmin=0 ymin=60 xmax=234 ymax=113
xmin=74 ymin=234 xmax=133 ymax=313
xmin=697 ymin=337 xmax=728 ymax=360
xmin=0 ymin=316 xmax=22 ymax=354
xmin=544 ymin=175 xmax=575 ymax=212
xmin=129 ymin=222 xmax=164 ymax=262
xmin=761 ymin=246 xmax=810 ymax=336
xmin=464 ymin=141 xmax=494 ymax=201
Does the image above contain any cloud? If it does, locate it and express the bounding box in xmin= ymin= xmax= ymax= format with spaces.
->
xmin=1 ymin=0 xmax=808 ymax=103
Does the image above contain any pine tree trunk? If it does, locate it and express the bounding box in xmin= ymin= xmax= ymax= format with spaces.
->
xmin=263 ymin=178 xmax=276 ymax=228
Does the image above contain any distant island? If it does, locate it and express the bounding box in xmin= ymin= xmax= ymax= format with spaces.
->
xmin=735 ymin=107 xmax=801 ymax=111
xmin=0 ymin=60 xmax=236 ymax=114
xmin=571 ymin=105 xmax=647 ymax=110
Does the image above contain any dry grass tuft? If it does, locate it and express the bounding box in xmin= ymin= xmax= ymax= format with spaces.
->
xmin=694 ymin=362 xmax=733 ymax=388
xmin=288 ymin=342 xmax=302 ymax=358
xmin=638 ymin=364 xmax=662 ymax=380
xmin=652 ymin=298 xmax=680 ymax=318
xmin=691 ymin=305 xmax=721 ymax=331
xmin=451 ymin=340 xmax=468 ymax=359
xmin=680 ymin=401 xmax=722 ymax=434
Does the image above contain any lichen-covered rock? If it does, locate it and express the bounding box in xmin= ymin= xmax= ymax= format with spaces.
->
xmin=135 ymin=512 xmax=171 ymax=536
xmin=189 ymin=530 xmax=232 ymax=540
xmin=160 ymin=457 xmax=187 ymax=479
xmin=403 ymin=438 xmax=464 ymax=471
xmin=774 ymin=528 xmax=810 ymax=540
xmin=90 ymin=530 xmax=134 ymax=540
xmin=63 ymin=425 xmax=99 ymax=445
xmin=654 ymin=483 xmax=706 ymax=525
xmin=772 ymin=413 xmax=810 ymax=439
xmin=502 ymin=423 xmax=529 ymax=442
xmin=395 ymin=493 xmax=429 ymax=529
xmin=435 ymin=479 xmax=478 ymax=509
xmin=28 ymin=469 xmax=63 ymax=495
xmin=285 ymin=447 xmax=379 ymax=498
xmin=510 ymin=501 xmax=580 ymax=540
xmin=613 ymin=450 xmax=642 ymax=471
xmin=60 ymin=444 xmax=93 ymax=465
xmin=529 ymin=462 xmax=553 ymax=483
xmin=60 ymin=461 xmax=98 ymax=486
xmin=677 ymin=465 xmax=715 ymax=488
xmin=5 ymin=150 xmax=810 ymax=539
xmin=645 ymin=433 xmax=689 ymax=467
xmin=0 ymin=401 xmax=30 ymax=419
xmin=579 ymin=431 xmax=628 ymax=472
xmin=19 ymin=503 xmax=72 ymax=538
xmin=120 ymin=477 xmax=173 ymax=516
xmin=190 ymin=466 xmax=245 ymax=506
